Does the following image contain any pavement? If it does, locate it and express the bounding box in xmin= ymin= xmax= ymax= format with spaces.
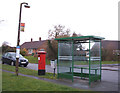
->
xmin=102 ymin=66 xmax=119 ymax=71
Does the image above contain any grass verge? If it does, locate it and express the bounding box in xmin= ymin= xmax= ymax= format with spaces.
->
xmin=2 ymin=64 xmax=57 ymax=79
xmin=74 ymin=61 xmax=119 ymax=65
xmin=2 ymin=71 xmax=81 ymax=91
xmin=101 ymin=61 xmax=119 ymax=64
xmin=24 ymin=56 xmax=119 ymax=65
xmin=24 ymin=56 xmax=50 ymax=65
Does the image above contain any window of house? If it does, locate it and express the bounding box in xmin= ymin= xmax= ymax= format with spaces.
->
xmin=113 ymin=50 xmax=120 ymax=56
xmin=28 ymin=49 xmax=33 ymax=54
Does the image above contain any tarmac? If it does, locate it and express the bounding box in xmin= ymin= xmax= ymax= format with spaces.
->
xmin=26 ymin=63 xmax=120 ymax=73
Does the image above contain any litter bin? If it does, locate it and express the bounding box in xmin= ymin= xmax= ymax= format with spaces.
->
xmin=50 ymin=60 xmax=57 ymax=69
xmin=37 ymin=49 xmax=46 ymax=75
xmin=50 ymin=59 xmax=57 ymax=76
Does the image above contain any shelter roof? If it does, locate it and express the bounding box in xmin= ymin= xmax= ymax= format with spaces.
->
xmin=55 ymin=36 xmax=105 ymax=41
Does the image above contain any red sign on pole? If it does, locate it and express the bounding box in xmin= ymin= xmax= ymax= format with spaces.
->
xmin=20 ymin=23 xmax=25 ymax=32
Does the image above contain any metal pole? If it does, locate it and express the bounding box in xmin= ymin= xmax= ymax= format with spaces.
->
xmin=57 ymin=41 xmax=59 ymax=79
xmin=100 ymin=40 xmax=102 ymax=81
xmin=16 ymin=2 xmax=30 ymax=76
xmin=16 ymin=3 xmax=22 ymax=76
xmin=53 ymin=68 xmax=55 ymax=77
xmin=72 ymin=40 xmax=74 ymax=82
xmin=89 ymin=39 xmax=91 ymax=86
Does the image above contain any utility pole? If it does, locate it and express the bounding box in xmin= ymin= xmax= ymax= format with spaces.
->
xmin=16 ymin=2 xmax=30 ymax=76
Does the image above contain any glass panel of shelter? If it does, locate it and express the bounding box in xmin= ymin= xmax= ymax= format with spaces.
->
xmin=58 ymin=41 xmax=73 ymax=80
xmin=58 ymin=39 xmax=101 ymax=83
xmin=89 ymin=40 xmax=101 ymax=83
xmin=73 ymin=40 xmax=89 ymax=74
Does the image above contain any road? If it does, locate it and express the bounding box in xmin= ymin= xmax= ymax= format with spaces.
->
xmin=25 ymin=63 xmax=57 ymax=73
xmin=26 ymin=63 xmax=118 ymax=81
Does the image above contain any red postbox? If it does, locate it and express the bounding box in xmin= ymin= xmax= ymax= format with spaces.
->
xmin=37 ymin=49 xmax=46 ymax=75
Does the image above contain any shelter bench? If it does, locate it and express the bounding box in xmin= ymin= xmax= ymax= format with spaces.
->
xmin=70 ymin=66 xmax=98 ymax=80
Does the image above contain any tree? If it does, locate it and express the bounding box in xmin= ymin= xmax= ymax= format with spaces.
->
xmin=48 ymin=25 xmax=71 ymax=39
xmin=72 ymin=32 xmax=84 ymax=54
xmin=20 ymin=48 xmax=27 ymax=56
xmin=2 ymin=41 xmax=15 ymax=53
xmin=72 ymin=32 xmax=82 ymax=37
xmin=47 ymin=25 xmax=71 ymax=60
xmin=72 ymin=32 xmax=78 ymax=37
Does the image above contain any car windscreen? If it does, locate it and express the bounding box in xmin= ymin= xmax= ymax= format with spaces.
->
xmin=10 ymin=53 xmax=24 ymax=58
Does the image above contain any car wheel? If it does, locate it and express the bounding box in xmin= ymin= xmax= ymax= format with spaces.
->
xmin=2 ymin=61 xmax=4 ymax=64
xmin=24 ymin=65 xmax=27 ymax=67
xmin=11 ymin=61 xmax=15 ymax=66
xmin=19 ymin=65 xmax=21 ymax=67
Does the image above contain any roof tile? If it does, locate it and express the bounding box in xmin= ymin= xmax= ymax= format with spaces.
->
xmin=21 ymin=40 xmax=46 ymax=49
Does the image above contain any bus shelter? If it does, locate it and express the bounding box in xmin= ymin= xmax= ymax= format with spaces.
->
xmin=55 ymin=36 xmax=105 ymax=85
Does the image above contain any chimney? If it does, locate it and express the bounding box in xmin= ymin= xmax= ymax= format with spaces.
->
xmin=39 ymin=37 xmax=41 ymax=41
xmin=31 ymin=38 xmax=33 ymax=42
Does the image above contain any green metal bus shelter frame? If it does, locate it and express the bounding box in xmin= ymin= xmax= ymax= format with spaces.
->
xmin=55 ymin=36 xmax=105 ymax=85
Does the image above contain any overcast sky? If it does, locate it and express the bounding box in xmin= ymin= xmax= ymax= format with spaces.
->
xmin=0 ymin=0 xmax=119 ymax=47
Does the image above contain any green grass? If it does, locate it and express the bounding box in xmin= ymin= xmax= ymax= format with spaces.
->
xmin=102 ymin=61 xmax=119 ymax=64
xmin=2 ymin=64 xmax=57 ymax=79
xmin=0 ymin=54 xmax=2 ymax=59
xmin=24 ymin=56 xmax=50 ymax=65
xmin=74 ymin=61 xmax=89 ymax=65
xmin=74 ymin=61 xmax=119 ymax=65
xmin=2 ymin=71 xmax=81 ymax=91
xmin=24 ymin=56 xmax=38 ymax=64
xmin=24 ymin=56 xmax=119 ymax=65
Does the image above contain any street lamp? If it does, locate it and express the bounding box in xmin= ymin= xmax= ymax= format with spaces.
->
xmin=16 ymin=2 xmax=30 ymax=76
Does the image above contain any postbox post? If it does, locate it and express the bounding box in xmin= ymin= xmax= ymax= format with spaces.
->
xmin=37 ymin=49 xmax=46 ymax=75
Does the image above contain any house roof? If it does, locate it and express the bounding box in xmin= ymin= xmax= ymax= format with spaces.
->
xmin=21 ymin=40 xmax=47 ymax=49
xmin=55 ymin=35 xmax=105 ymax=41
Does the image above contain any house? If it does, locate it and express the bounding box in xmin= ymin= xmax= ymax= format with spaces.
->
xmin=101 ymin=40 xmax=120 ymax=55
xmin=101 ymin=40 xmax=120 ymax=61
xmin=21 ymin=37 xmax=47 ymax=56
